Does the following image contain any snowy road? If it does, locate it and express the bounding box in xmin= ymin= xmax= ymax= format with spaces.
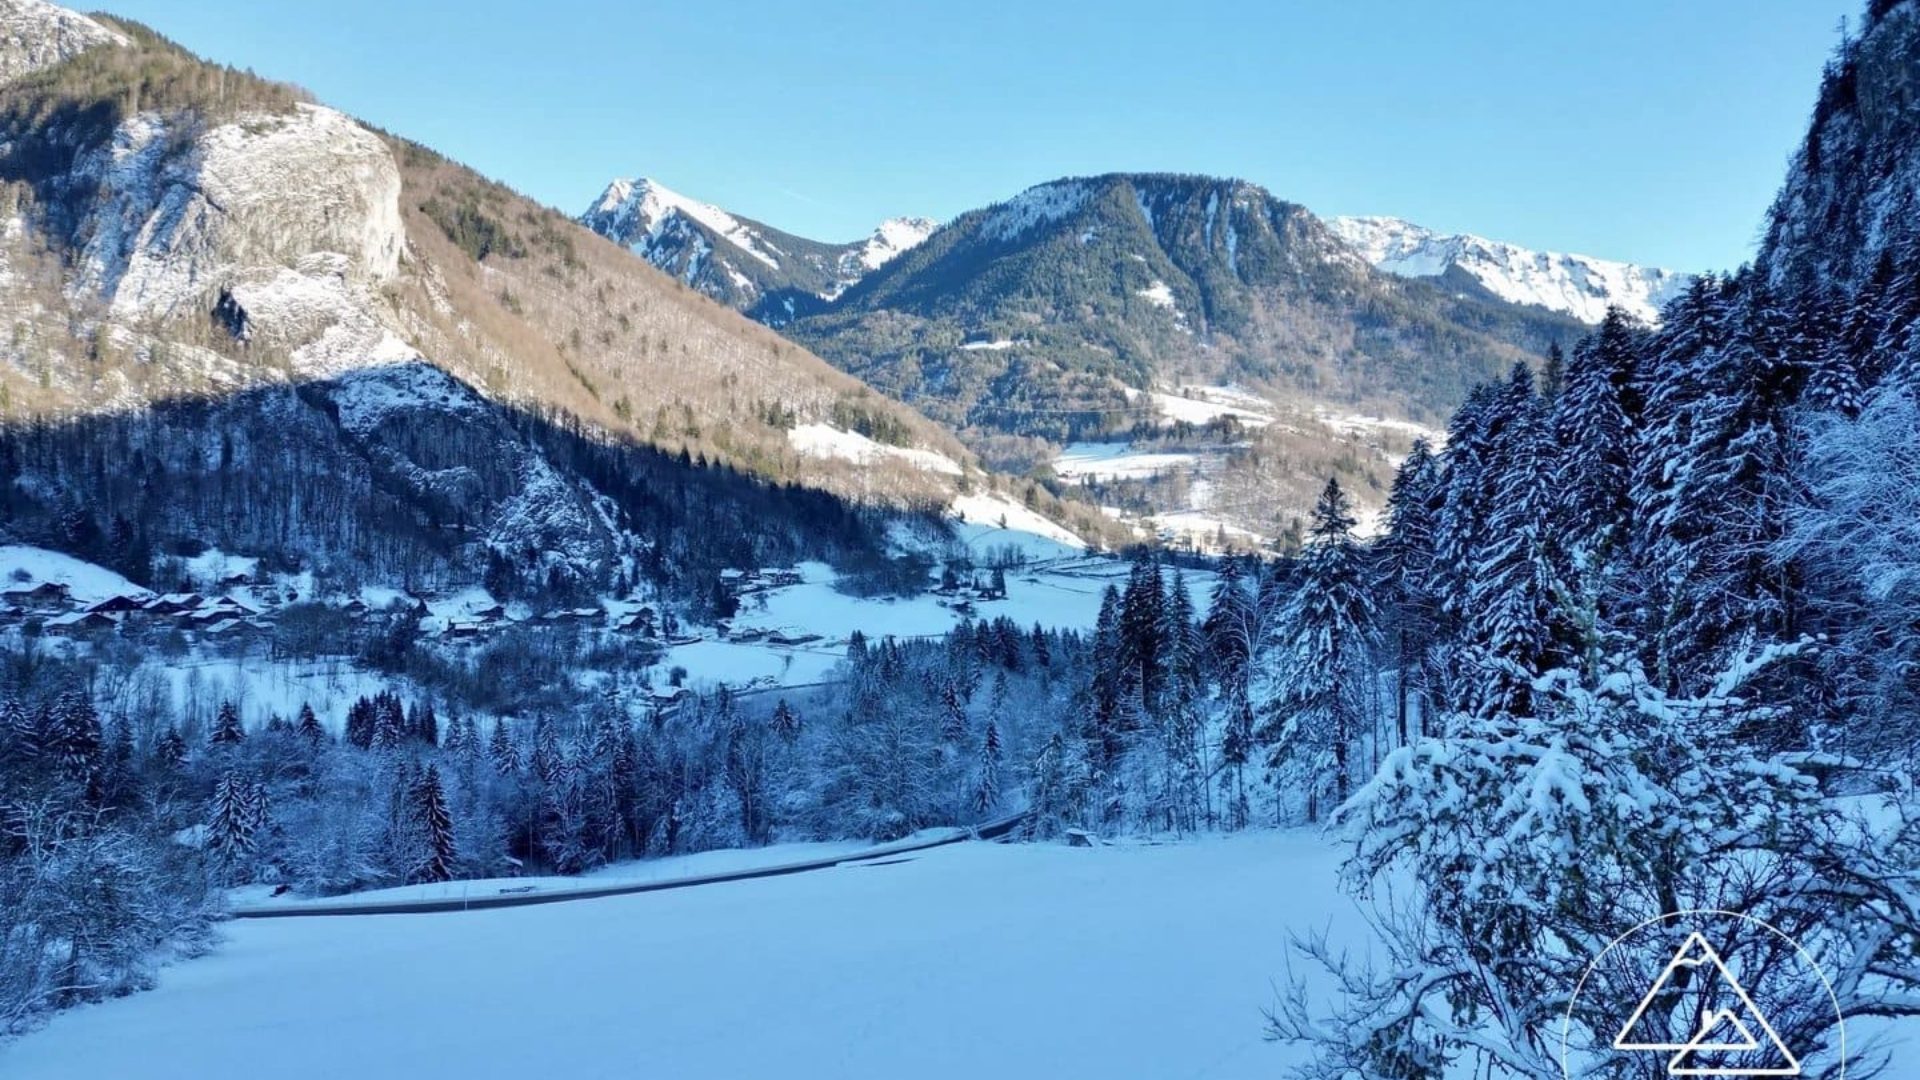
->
xmin=231 ymin=811 xmax=1031 ymax=917
xmin=0 ymin=831 xmax=1363 ymax=1080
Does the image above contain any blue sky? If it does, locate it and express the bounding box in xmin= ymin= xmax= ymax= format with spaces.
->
xmin=99 ymin=0 xmax=1855 ymax=271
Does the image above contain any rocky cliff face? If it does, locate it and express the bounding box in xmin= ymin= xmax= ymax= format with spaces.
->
xmin=70 ymin=104 xmax=402 ymax=331
xmin=1762 ymin=0 xmax=1920 ymax=294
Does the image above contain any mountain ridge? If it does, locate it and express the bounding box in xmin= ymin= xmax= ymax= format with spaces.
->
xmin=1325 ymin=214 xmax=1692 ymax=325
xmin=581 ymin=175 xmax=936 ymax=318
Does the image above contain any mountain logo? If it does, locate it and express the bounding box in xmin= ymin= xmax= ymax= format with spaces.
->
xmin=1611 ymin=932 xmax=1800 ymax=1076
xmin=1560 ymin=911 xmax=1846 ymax=1080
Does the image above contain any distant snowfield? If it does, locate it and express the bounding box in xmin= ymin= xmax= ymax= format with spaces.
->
xmin=0 ymin=831 xmax=1371 ymax=1080
xmin=1143 ymin=386 xmax=1274 ymax=429
xmin=788 ymin=422 xmax=963 ymax=476
xmin=1054 ymin=441 xmax=1201 ymax=482
xmin=0 ymin=544 xmax=149 ymax=603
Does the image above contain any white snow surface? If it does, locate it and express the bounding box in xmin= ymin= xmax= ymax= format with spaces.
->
xmin=1328 ymin=215 xmax=1691 ymax=325
xmin=788 ymin=423 xmax=963 ymax=476
xmin=0 ymin=830 xmax=1377 ymax=1080
xmin=0 ymin=545 xmax=148 ymax=603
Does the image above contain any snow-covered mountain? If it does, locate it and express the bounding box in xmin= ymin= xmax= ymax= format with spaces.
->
xmin=0 ymin=0 xmax=125 ymax=84
xmin=1326 ymin=215 xmax=1692 ymax=325
xmin=581 ymin=176 xmax=934 ymax=315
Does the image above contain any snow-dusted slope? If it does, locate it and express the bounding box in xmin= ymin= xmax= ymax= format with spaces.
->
xmin=1327 ymin=215 xmax=1691 ymax=325
xmin=840 ymin=216 xmax=938 ymax=275
xmin=0 ymin=0 xmax=125 ymax=85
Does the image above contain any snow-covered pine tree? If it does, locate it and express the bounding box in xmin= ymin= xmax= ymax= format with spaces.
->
xmin=153 ymin=725 xmax=187 ymax=771
xmin=344 ymin=696 xmax=375 ymax=749
xmin=205 ymin=771 xmax=257 ymax=880
xmin=295 ymin=703 xmax=324 ymax=742
xmin=771 ymin=698 xmax=800 ymax=740
xmin=972 ymin=719 xmax=1002 ymax=816
xmin=0 ymin=696 xmax=37 ymax=774
xmin=1089 ymin=584 xmax=1124 ymax=767
xmin=1270 ymin=644 xmax=1920 ymax=1080
xmin=1375 ymin=439 xmax=1441 ymax=745
xmin=370 ymin=694 xmax=407 ymax=750
xmin=1118 ymin=554 xmax=1167 ymax=716
xmin=1631 ymin=273 xmax=1803 ymax=692
xmin=1160 ymin=569 xmax=1206 ymax=831
xmin=488 ymin=717 xmax=520 ymax=776
xmin=413 ymin=702 xmax=438 ymax=747
xmin=48 ymin=689 xmax=103 ymax=788
xmin=1552 ymin=310 xmax=1642 ymax=562
xmin=209 ymin=701 xmax=246 ymax=747
xmin=940 ymin=679 xmax=968 ymax=745
xmin=411 ymin=764 xmax=456 ymax=883
xmin=1461 ymin=363 xmax=1568 ymax=714
xmin=1204 ymin=560 xmax=1258 ymax=829
xmin=1255 ymin=478 xmax=1379 ymax=819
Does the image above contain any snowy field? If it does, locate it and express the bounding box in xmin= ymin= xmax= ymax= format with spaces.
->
xmin=0 ymin=831 xmax=1370 ymax=1080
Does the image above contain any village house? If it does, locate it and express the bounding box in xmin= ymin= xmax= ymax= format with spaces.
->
xmin=3 ymin=581 xmax=71 ymax=612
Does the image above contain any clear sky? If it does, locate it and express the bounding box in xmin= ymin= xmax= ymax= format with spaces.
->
xmin=96 ymin=0 xmax=1857 ymax=271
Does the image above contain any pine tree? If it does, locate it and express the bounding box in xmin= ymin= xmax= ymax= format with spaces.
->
xmin=972 ymin=719 xmax=1002 ymax=815
xmin=1540 ymin=340 xmax=1567 ymax=400
xmin=153 ymin=725 xmax=188 ymax=770
xmin=940 ymin=680 xmax=968 ymax=745
xmin=290 ymin=705 xmax=323 ymax=743
xmin=344 ymin=696 xmax=375 ymax=749
xmin=412 ymin=764 xmax=456 ymax=883
xmin=1205 ymin=559 xmax=1258 ymax=828
xmin=489 ymin=717 xmax=520 ymax=776
xmin=771 ymin=698 xmax=800 ymax=740
xmin=48 ymin=690 xmax=103 ymax=787
xmin=1462 ymin=363 xmax=1567 ymax=712
xmin=206 ymin=771 xmax=257 ymax=877
xmin=1258 ymin=478 xmax=1379 ymax=818
xmin=209 ymin=700 xmax=246 ymax=747
xmin=1376 ymin=439 xmax=1441 ymax=745
xmin=1553 ymin=311 xmax=1641 ymax=559
xmin=0 ymin=696 xmax=37 ymax=772
xmin=1088 ymin=584 xmax=1127 ymax=764
xmin=413 ymin=701 xmax=439 ymax=747
xmin=370 ymin=693 xmax=406 ymax=750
